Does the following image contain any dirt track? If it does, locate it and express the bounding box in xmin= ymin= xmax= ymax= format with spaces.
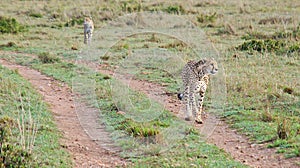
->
xmin=0 ymin=59 xmax=126 ymax=168
xmin=95 ymin=63 xmax=299 ymax=168
xmin=0 ymin=54 xmax=299 ymax=167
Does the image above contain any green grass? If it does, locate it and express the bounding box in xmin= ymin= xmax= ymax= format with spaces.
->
xmin=19 ymin=57 xmax=245 ymax=167
xmin=0 ymin=0 xmax=300 ymax=165
xmin=0 ymin=65 xmax=72 ymax=167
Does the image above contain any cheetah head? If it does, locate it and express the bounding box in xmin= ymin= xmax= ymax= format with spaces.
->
xmin=197 ymin=58 xmax=218 ymax=75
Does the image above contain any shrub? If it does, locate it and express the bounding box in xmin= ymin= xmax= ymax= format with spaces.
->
xmin=0 ymin=16 xmax=27 ymax=34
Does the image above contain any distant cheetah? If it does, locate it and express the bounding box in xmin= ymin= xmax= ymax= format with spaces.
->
xmin=83 ymin=17 xmax=94 ymax=44
xmin=179 ymin=58 xmax=218 ymax=124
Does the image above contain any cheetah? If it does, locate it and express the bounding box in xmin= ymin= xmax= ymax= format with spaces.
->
xmin=83 ymin=17 xmax=94 ymax=44
xmin=179 ymin=58 xmax=218 ymax=124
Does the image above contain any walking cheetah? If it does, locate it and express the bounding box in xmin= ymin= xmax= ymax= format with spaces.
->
xmin=83 ymin=17 xmax=94 ymax=44
xmin=179 ymin=58 xmax=218 ymax=124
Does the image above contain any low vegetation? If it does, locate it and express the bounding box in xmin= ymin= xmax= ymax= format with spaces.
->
xmin=238 ymin=26 xmax=300 ymax=54
xmin=0 ymin=65 xmax=72 ymax=167
xmin=0 ymin=0 xmax=299 ymax=166
xmin=0 ymin=16 xmax=27 ymax=34
xmin=15 ymin=56 xmax=244 ymax=167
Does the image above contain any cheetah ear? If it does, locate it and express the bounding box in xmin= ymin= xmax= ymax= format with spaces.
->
xmin=197 ymin=59 xmax=206 ymax=65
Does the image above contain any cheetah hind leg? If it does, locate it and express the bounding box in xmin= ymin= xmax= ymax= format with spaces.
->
xmin=183 ymin=86 xmax=193 ymax=121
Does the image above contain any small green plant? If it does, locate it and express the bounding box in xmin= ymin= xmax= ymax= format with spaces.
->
xmin=37 ymin=52 xmax=61 ymax=64
xmin=0 ymin=16 xmax=27 ymax=34
xmin=125 ymin=123 xmax=160 ymax=137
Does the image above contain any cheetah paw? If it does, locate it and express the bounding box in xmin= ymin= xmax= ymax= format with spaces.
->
xmin=195 ymin=118 xmax=203 ymax=124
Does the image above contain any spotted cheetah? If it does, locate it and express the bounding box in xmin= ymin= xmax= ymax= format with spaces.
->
xmin=83 ymin=17 xmax=94 ymax=44
xmin=179 ymin=58 xmax=218 ymax=124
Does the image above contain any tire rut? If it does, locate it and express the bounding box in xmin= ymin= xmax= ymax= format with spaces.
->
xmin=0 ymin=59 xmax=126 ymax=168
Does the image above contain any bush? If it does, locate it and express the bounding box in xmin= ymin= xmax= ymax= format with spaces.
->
xmin=0 ymin=16 xmax=27 ymax=34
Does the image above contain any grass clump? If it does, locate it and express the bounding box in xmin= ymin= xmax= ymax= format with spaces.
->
xmin=237 ymin=39 xmax=286 ymax=53
xmin=237 ymin=39 xmax=300 ymax=54
xmin=121 ymin=1 xmax=142 ymax=13
xmin=37 ymin=52 xmax=61 ymax=64
xmin=260 ymin=108 xmax=273 ymax=122
xmin=277 ymin=118 xmax=290 ymax=140
xmin=0 ymin=42 xmax=19 ymax=51
xmin=64 ymin=17 xmax=84 ymax=27
xmin=196 ymin=12 xmax=218 ymax=24
xmin=28 ymin=12 xmax=43 ymax=18
xmin=0 ymin=16 xmax=27 ymax=34
xmin=164 ymin=5 xmax=186 ymax=15
xmin=0 ymin=116 xmax=35 ymax=167
xmin=239 ymin=27 xmax=300 ymax=54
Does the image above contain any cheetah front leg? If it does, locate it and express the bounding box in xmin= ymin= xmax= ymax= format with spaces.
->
xmin=194 ymin=81 xmax=207 ymax=124
xmin=84 ymin=31 xmax=88 ymax=44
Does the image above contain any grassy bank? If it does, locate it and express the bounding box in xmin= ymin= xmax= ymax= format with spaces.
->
xmin=0 ymin=65 xmax=72 ymax=167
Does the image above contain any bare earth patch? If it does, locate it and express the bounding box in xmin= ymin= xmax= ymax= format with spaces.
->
xmin=0 ymin=59 xmax=126 ymax=168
